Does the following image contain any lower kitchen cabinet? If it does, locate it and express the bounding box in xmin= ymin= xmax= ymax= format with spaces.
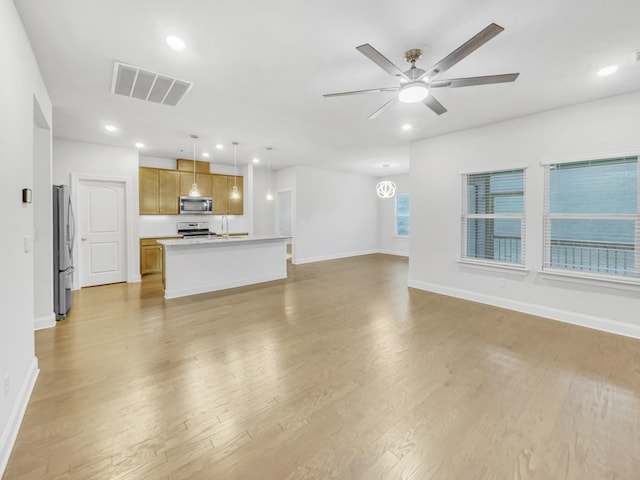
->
xmin=140 ymin=237 xmax=180 ymax=275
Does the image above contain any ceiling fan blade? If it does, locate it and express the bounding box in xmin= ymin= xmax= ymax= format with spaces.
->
xmin=423 ymin=23 xmax=505 ymax=79
xmin=357 ymin=44 xmax=410 ymax=81
xmin=368 ymin=96 xmax=398 ymax=120
xmin=429 ymin=73 xmax=520 ymax=89
xmin=423 ymin=95 xmax=447 ymax=115
xmin=323 ymin=86 xmax=399 ymax=97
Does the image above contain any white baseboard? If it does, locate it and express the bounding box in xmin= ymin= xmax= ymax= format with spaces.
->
xmin=34 ymin=313 xmax=56 ymax=331
xmin=129 ymin=274 xmax=142 ymax=283
xmin=0 ymin=357 xmax=39 ymax=478
xmin=293 ymin=249 xmax=378 ymax=265
xmin=407 ymin=279 xmax=640 ymax=340
xmin=377 ymin=249 xmax=409 ymax=257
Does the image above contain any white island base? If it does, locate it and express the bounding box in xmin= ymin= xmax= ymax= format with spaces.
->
xmin=158 ymin=236 xmax=289 ymax=299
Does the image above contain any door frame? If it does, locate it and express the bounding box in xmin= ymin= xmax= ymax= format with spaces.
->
xmin=71 ymin=173 xmax=138 ymax=289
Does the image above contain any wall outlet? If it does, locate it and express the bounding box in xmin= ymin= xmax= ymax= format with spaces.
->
xmin=498 ymin=278 xmax=506 ymax=287
xmin=3 ymin=374 xmax=9 ymax=399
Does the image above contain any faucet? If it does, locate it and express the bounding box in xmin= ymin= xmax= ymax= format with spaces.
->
xmin=220 ymin=215 xmax=229 ymax=237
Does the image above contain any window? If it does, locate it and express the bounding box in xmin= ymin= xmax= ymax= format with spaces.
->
xmin=461 ymin=169 xmax=526 ymax=266
xmin=396 ymin=194 xmax=410 ymax=236
xmin=543 ymin=156 xmax=639 ymax=280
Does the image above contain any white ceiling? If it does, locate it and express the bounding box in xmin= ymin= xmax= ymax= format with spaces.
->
xmin=14 ymin=0 xmax=640 ymax=175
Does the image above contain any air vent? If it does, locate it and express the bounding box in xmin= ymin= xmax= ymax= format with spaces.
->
xmin=111 ymin=61 xmax=193 ymax=106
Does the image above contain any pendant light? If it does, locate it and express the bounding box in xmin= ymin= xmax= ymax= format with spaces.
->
xmin=376 ymin=180 xmax=396 ymax=198
xmin=376 ymin=164 xmax=396 ymax=198
xmin=188 ymin=135 xmax=201 ymax=197
xmin=265 ymin=147 xmax=273 ymax=201
xmin=231 ymin=141 xmax=241 ymax=200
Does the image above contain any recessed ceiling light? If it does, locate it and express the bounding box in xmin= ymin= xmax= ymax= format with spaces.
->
xmin=402 ymin=124 xmax=412 ymax=131
xmin=598 ymin=65 xmax=618 ymax=77
xmin=202 ymin=152 xmax=210 ymax=158
xmin=166 ymin=35 xmax=186 ymax=51
xmin=104 ymin=124 xmax=118 ymax=133
xmin=134 ymin=142 xmax=145 ymax=148
xmin=252 ymin=158 xmax=260 ymax=164
xmin=215 ymin=144 xmax=224 ymax=149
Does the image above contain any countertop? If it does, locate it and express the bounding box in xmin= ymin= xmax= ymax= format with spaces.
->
xmin=139 ymin=235 xmax=182 ymax=239
xmin=140 ymin=233 xmax=249 ymax=239
xmin=158 ymin=235 xmax=289 ymax=247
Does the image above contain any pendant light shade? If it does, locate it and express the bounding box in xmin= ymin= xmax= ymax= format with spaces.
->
xmin=231 ymin=142 xmax=241 ymax=200
xmin=376 ymin=180 xmax=396 ymax=198
xmin=188 ymin=140 xmax=201 ymax=197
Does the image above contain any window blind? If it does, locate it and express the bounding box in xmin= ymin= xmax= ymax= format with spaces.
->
xmin=461 ymin=169 xmax=526 ymax=266
xmin=543 ymin=156 xmax=639 ymax=279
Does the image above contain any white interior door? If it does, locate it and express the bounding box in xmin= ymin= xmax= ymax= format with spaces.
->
xmin=78 ymin=180 xmax=127 ymax=287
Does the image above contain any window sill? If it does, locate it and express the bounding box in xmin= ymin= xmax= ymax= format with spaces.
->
xmin=539 ymin=268 xmax=640 ymax=291
xmin=458 ymin=259 xmax=529 ymax=275
xmin=393 ymin=235 xmax=410 ymax=239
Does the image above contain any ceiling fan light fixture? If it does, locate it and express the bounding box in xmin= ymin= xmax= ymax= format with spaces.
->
xmin=398 ymin=82 xmax=429 ymax=103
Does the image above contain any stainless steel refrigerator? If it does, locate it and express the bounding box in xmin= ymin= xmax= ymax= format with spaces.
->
xmin=53 ymin=185 xmax=75 ymax=319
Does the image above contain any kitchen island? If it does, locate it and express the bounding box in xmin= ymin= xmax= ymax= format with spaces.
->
xmin=157 ymin=235 xmax=289 ymax=299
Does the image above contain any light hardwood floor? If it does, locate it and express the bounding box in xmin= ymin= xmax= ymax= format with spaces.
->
xmin=5 ymin=254 xmax=640 ymax=479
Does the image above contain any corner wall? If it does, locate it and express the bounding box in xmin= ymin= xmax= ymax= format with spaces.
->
xmin=0 ymin=0 xmax=51 ymax=474
xmin=377 ymin=173 xmax=410 ymax=257
xmin=294 ymin=166 xmax=378 ymax=264
xmin=409 ymin=91 xmax=640 ymax=338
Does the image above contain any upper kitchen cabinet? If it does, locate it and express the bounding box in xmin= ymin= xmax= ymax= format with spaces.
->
xmin=212 ymin=174 xmax=228 ymax=215
xmin=139 ymin=167 xmax=180 ymax=214
xmin=179 ymin=172 xmax=213 ymax=198
xmin=176 ymin=158 xmax=210 ymax=173
xmin=227 ymin=175 xmax=244 ymax=215
xmin=211 ymin=174 xmax=244 ymax=215
xmin=139 ymin=167 xmax=243 ymax=215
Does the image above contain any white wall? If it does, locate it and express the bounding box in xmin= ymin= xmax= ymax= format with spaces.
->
xmin=252 ymin=164 xmax=276 ymax=235
xmin=33 ymin=119 xmax=54 ymax=330
xmin=294 ymin=166 xmax=378 ymax=264
xmin=138 ymin=155 xmax=252 ymax=236
xmin=409 ymin=91 xmax=640 ymax=338
xmin=378 ymin=174 xmax=410 ymax=257
xmin=53 ymin=138 xmax=141 ymax=285
xmin=0 ymin=0 xmax=51 ymax=474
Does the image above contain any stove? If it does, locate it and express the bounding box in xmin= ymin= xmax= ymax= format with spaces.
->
xmin=177 ymin=221 xmax=214 ymax=238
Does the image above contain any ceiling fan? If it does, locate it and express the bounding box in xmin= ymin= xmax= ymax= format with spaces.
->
xmin=323 ymin=23 xmax=519 ymax=119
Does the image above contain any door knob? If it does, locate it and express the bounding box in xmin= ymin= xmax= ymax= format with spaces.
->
xmin=81 ymin=237 xmax=87 ymax=241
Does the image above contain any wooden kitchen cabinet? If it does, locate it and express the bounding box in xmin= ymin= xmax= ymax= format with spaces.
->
xmin=179 ymin=172 xmax=213 ymax=198
xmin=139 ymin=168 xmax=159 ymax=214
xmin=140 ymin=240 xmax=162 ymax=274
xmin=211 ymin=174 xmax=244 ymax=215
xmin=139 ymin=166 xmax=242 ymax=215
xmin=177 ymin=158 xmax=210 ymax=173
xmin=139 ymin=167 xmax=179 ymax=214
xmin=140 ymin=237 xmax=180 ymax=275
xmin=212 ymin=174 xmax=228 ymax=214
xmin=227 ymin=175 xmax=244 ymax=215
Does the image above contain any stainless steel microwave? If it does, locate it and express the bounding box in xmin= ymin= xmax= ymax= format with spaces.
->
xmin=179 ymin=196 xmax=213 ymax=214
